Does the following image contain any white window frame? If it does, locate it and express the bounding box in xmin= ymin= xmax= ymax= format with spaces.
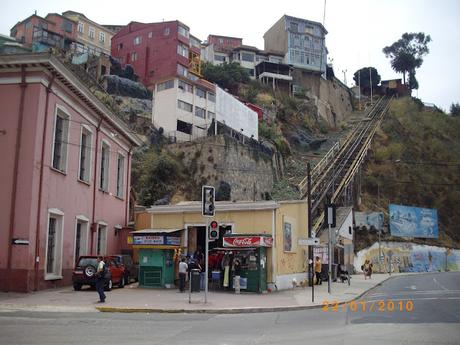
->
xmin=133 ymin=35 xmax=142 ymax=45
xmin=96 ymin=222 xmax=108 ymax=255
xmin=74 ymin=215 xmax=89 ymax=264
xmin=116 ymin=152 xmax=125 ymax=199
xmin=78 ymin=125 xmax=92 ymax=184
xmin=88 ymin=26 xmax=95 ymax=39
xmin=131 ymin=51 xmax=138 ymax=62
xmin=99 ymin=31 xmax=105 ymax=43
xmin=51 ymin=105 xmax=70 ymax=173
xmin=99 ymin=140 xmax=110 ymax=192
xmin=177 ymin=43 xmax=189 ymax=58
xmin=77 ymin=22 xmax=84 ymax=33
xmin=45 ymin=209 xmax=64 ymax=280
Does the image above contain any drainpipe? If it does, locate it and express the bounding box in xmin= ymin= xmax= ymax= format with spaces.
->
xmin=6 ymin=66 xmax=27 ymax=292
xmin=124 ymin=148 xmax=132 ymax=226
xmin=90 ymin=119 xmax=103 ymax=254
xmin=33 ymin=73 xmax=56 ymax=291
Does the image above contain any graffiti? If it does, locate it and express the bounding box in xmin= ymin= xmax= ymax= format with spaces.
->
xmin=355 ymin=242 xmax=460 ymax=273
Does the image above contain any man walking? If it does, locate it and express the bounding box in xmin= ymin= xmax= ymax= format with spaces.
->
xmin=178 ymin=257 xmax=188 ymax=292
xmin=315 ymin=256 xmax=322 ymax=285
xmin=96 ymin=256 xmax=106 ymax=303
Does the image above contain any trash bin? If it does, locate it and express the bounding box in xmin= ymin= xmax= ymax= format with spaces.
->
xmin=190 ymin=269 xmax=200 ymax=292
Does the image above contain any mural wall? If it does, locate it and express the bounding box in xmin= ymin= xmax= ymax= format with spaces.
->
xmin=355 ymin=242 xmax=460 ymax=273
xmin=389 ymin=204 xmax=438 ymax=238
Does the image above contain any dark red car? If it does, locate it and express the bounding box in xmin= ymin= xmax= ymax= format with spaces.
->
xmin=72 ymin=256 xmax=125 ymax=291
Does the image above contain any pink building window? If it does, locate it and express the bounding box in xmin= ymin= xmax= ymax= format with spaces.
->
xmin=52 ymin=107 xmax=70 ymax=173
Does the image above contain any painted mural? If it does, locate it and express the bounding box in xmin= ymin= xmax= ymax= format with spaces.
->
xmin=355 ymin=242 xmax=460 ymax=273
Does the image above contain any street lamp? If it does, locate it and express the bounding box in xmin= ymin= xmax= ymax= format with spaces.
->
xmin=369 ymin=67 xmax=373 ymax=105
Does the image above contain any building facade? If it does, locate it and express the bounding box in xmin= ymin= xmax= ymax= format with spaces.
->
xmin=10 ymin=13 xmax=78 ymax=52
xmin=152 ymin=78 xmax=258 ymax=142
xmin=135 ymin=200 xmax=309 ymax=291
xmin=111 ymin=20 xmax=202 ymax=90
xmin=62 ymin=11 xmax=115 ymax=56
xmin=264 ymin=15 xmax=328 ymax=75
xmin=0 ymin=53 xmax=141 ymax=292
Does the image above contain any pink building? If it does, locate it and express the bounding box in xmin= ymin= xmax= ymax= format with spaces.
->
xmin=0 ymin=53 xmax=142 ymax=292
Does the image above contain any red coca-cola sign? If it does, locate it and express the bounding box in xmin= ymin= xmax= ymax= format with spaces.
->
xmin=223 ymin=236 xmax=272 ymax=248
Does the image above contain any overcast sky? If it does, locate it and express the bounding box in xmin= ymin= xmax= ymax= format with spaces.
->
xmin=1 ymin=0 xmax=458 ymax=111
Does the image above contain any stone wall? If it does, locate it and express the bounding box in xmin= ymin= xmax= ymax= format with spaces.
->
xmin=169 ymin=135 xmax=282 ymax=201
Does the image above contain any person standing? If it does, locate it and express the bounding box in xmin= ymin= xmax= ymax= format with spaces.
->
xmin=95 ymin=256 xmax=106 ymax=303
xmin=178 ymin=258 xmax=188 ymax=292
xmin=314 ymin=256 xmax=322 ymax=285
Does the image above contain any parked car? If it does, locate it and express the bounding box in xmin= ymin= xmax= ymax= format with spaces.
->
xmin=112 ymin=254 xmax=138 ymax=284
xmin=72 ymin=256 xmax=125 ymax=291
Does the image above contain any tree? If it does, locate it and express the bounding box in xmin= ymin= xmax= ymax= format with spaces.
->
xmin=450 ymin=103 xmax=460 ymax=117
xmin=202 ymin=62 xmax=250 ymax=93
xmin=353 ymin=67 xmax=381 ymax=94
xmin=383 ymin=32 xmax=431 ymax=88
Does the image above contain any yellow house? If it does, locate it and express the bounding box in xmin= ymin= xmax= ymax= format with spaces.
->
xmin=135 ymin=200 xmax=309 ymax=291
xmin=63 ymin=10 xmax=114 ymax=56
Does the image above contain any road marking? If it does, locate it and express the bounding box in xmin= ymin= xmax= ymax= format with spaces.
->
xmin=433 ymin=277 xmax=448 ymax=290
xmin=363 ymin=297 xmax=460 ymax=303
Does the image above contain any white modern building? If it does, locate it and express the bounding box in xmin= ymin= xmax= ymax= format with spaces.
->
xmin=152 ymin=77 xmax=258 ymax=142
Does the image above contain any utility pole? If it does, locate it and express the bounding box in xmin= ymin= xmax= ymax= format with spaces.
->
xmin=342 ymin=69 xmax=347 ymax=85
xmin=358 ymin=70 xmax=361 ymax=110
xmin=307 ymin=163 xmax=314 ymax=302
xmin=369 ymin=67 xmax=373 ymax=105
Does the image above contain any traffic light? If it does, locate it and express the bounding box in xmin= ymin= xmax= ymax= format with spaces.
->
xmin=202 ymin=185 xmax=215 ymax=217
xmin=209 ymin=220 xmax=219 ymax=241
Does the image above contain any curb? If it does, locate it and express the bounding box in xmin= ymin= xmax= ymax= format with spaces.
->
xmin=96 ymin=275 xmax=397 ymax=314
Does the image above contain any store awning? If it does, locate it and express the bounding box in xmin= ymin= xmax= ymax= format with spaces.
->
xmin=130 ymin=228 xmax=183 ymax=234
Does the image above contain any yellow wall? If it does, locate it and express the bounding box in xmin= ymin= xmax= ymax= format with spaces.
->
xmin=275 ymin=202 xmax=309 ymax=276
xmin=135 ymin=201 xmax=308 ymax=284
xmin=65 ymin=13 xmax=113 ymax=54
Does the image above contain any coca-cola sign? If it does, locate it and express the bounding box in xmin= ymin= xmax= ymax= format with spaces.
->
xmin=223 ymin=236 xmax=272 ymax=248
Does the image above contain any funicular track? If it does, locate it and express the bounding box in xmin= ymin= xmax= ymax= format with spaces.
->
xmin=297 ymin=96 xmax=393 ymax=236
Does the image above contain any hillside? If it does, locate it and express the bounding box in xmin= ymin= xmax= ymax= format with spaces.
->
xmin=359 ymin=97 xmax=460 ymax=248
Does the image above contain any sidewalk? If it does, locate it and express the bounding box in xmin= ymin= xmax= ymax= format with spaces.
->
xmin=0 ymin=273 xmax=398 ymax=314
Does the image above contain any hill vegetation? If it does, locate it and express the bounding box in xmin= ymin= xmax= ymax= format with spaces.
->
xmin=361 ymin=97 xmax=460 ymax=248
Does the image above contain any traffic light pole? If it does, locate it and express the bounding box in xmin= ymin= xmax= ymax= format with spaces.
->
xmin=205 ymin=217 xmax=209 ymax=304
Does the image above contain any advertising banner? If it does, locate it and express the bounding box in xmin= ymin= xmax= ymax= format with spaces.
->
xmin=355 ymin=212 xmax=384 ymax=231
xmin=223 ymin=236 xmax=273 ymax=248
xmin=389 ymin=204 xmax=438 ymax=238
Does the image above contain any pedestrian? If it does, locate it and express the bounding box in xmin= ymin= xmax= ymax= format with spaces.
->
xmin=95 ymin=256 xmax=106 ymax=303
xmin=314 ymin=256 xmax=322 ymax=285
xmin=362 ymin=259 xmax=373 ymax=279
xmin=178 ymin=257 xmax=188 ymax=292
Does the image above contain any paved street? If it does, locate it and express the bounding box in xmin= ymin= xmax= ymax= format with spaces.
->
xmin=0 ymin=272 xmax=459 ymax=345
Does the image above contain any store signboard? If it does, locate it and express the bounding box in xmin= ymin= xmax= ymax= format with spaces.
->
xmin=223 ymin=236 xmax=273 ymax=248
xmin=133 ymin=235 xmax=181 ymax=246
xmin=133 ymin=235 xmax=163 ymax=245
xmin=165 ymin=236 xmax=181 ymax=246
